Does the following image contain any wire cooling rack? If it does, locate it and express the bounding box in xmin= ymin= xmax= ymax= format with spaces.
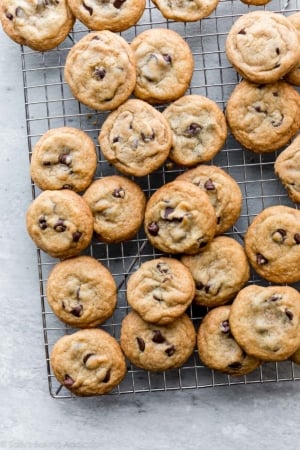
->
xmin=21 ymin=0 xmax=300 ymax=398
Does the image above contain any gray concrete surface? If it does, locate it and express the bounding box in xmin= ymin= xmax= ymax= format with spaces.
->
xmin=1 ymin=27 xmax=300 ymax=450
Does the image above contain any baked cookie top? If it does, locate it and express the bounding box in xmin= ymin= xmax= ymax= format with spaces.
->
xmin=67 ymin=0 xmax=145 ymax=32
xmin=131 ymin=28 xmax=194 ymax=105
xmin=30 ymin=127 xmax=97 ymax=193
xmin=274 ymin=135 xmax=300 ymax=203
xmin=120 ymin=311 xmax=196 ymax=371
xmin=126 ymin=257 xmax=195 ymax=325
xmin=285 ymin=13 xmax=300 ymax=86
xmin=162 ymin=95 xmax=227 ymax=167
xmin=144 ymin=180 xmax=217 ymax=255
xmin=0 ymin=0 xmax=74 ymax=51
xmin=197 ymin=305 xmax=260 ymax=376
xmin=176 ymin=165 xmax=242 ymax=235
xmin=226 ymin=80 xmax=300 ymax=153
xmin=229 ymin=285 xmax=300 ymax=361
xmin=225 ymin=11 xmax=300 ymax=83
xmin=151 ymin=0 xmax=219 ymax=22
xmin=98 ymin=99 xmax=172 ymax=177
xmin=181 ymin=236 xmax=249 ymax=307
xmin=26 ymin=189 xmax=94 ymax=259
xmin=83 ymin=175 xmax=146 ymax=243
xmin=46 ymin=256 xmax=117 ymax=327
xmin=64 ymin=31 xmax=136 ymax=111
xmin=244 ymin=205 xmax=300 ymax=284
xmin=51 ymin=328 xmax=126 ymax=396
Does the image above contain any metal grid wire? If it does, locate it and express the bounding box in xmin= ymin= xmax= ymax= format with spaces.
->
xmin=20 ymin=0 xmax=300 ymax=398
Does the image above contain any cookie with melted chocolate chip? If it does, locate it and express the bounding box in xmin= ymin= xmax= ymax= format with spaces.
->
xmin=197 ymin=306 xmax=260 ymax=375
xmin=151 ymin=0 xmax=219 ymax=21
xmin=285 ymin=13 xmax=300 ymax=86
xmin=64 ymin=31 xmax=136 ymax=111
xmin=120 ymin=311 xmax=196 ymax=371
xmin=144 ymin=180 xmax=217 ymax=255
xmin=98 ymin=99 xmax=172 ymax=177
xmin=131 ymin=28 xmax=194 ymax=105
xmin=83 ymin=175 xmax=146 ymax=243
xmin=226 ymin=80 xmax=300 ymax=153
xmin=46 ymin=256 xmax=117 ymax=327
xmin=245 ymin=205 xmax=300 ymax=283
xmin=0 ymin=0 xmax=74 ymax=51
xmin=51 ymin=328 xmax=126 ymax=396
xmin=226 ymin=11 xmax=300 ymax=83
xmin=30 ymin=127 xmax=97 ymax=193
xmin=274 ymin=135 xmax=300 ymax=203
xmin=229 ymin=285 xmax=300 ymax=361
xmin=26 ymin=189 xmax=93 ymax=259
xmin=126 ymin=257 xmax=195 ymax=325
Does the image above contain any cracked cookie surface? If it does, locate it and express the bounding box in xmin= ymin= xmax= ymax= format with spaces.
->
xmin=26 ymin=189 xmax=94 ymax=259
xmin=99 ymin=99 xmax=172 ymax=177
xmin=131 ymin=28 xmax=194 ymax=104
xmin=46 ymin=256 xmax=117 ymax=327
xmin=226 ymin=80 xmax=300 ymax=153
xmin=225 ymin=11 xmax=300 ymax=83
xmin=144 ymin=180 xmax=216 ymax=255
xmin=0 ymin=0 xmax=74 ymax=51
xmin=245 ymin=205 xmax=300 ymax=283
xmin=67 ymin=0 xmax=145 ymax=32
xmin=120 ymin=311 xmax=196 ymax=371
xmin=176 ymin=165 xmax=242 ymax=234
xmin=163 ymin=95 xmax=227 ymax=167
xmin=198 ymin=306 xmax=261 ymax=375
xmin=51 ymin=328 xmax=126 ymax=396
xmin=229 ymin=285 xmax=300 ymax=361
xmin=151 ymin=0 xmax=219 ymax=21
xmin=83 ymin=175 xmax=146 ymax=243
xmin=275 ymin=135 xmax=300 ymax=203
xmin=30 ymin=127 xmax=97 ymax=193
xmin=126 ymin=257 xmax=195 ymax=325
xmin=64 ymin=31 xmax=136 ymax=111
xmin=181 ymin=236 xmax=249 ymax=307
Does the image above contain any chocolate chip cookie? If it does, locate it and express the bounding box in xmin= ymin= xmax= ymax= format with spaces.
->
xmin=51 ymin=328 xmax=126 ymax=396
xmin=176 ymin=165 xmax=242 ymax=234
xmin=181 ymin=236 xmax=250 ymax=308
xmin=131 ymin=28 xmax=194 ymax=105
xmin=120 ymin=311 xmax=196 ymax=371
xmin=274 ymin=135 xmax=300 ymax=203
xmin=26 ymin=190 xmax=93 ymax=259
xmin=30 ymin=127 xmax=97 ymax=193
xmin=67 ymin=0 xmax=145 ymax=32
xmin=0 ymin=0 xmax=74 ymax=51
xmin=226 ymin=80 xmax=300 ymax=153
xmin=162 ymin=95 xmax=227 ymax=167
xmin=245 ymin=205 xmax=300 ymax=284
xmin=144 ymin=180 xmax=217 ymax=255
xmin=126 ymin=257 xmax=195 ymax=325
xmin=225 ymin=11 xmax=300 ymax=83
xmin=151 ymin=0 xmax=219 ymax=22
xmin=197 ymin=306 xmax=261 ymax=376
xmin=83 ymin=175 xmax=146 ymax=243
xmin=46 ymin=256 xmax=117 ymax=327
xmin=285 ymin=13 xmax=300 ymax=86
xmin=64 ymin=31 xmax=136 ymax=111
xmin=98 ymin=99 xmax=172 ymax=177
xmin=229 ymin=285 xmax=300 ymax=361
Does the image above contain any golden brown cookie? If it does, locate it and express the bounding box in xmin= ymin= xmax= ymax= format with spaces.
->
xmin=151 ymin=0 xmax=219 ymax=22
xmin=285 ymin=13 xmax=300 ymax=86
xmin=274 ymin=133 xmax=300 ymax=203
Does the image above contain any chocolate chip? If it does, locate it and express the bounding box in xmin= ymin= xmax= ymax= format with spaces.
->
xmin=163 ymin=54 xmax=172 ymax=64
xmin=204 ymin=285 xmax=210 ymax=294
xmin=72 ymin=231 xmax=82 ymax=242
xmin=256 ymin=253 xmax=268 ymax=265
xmin=5 ymin=11 xmax=13 ymax=20
xmin=220 ymin=320 xmax=230 ymax=334
xmin=112 ymin=136 xmax=119 ymax=143
xmin=141 ymin=132 xmax=155 ymax=142
xmin=196 ymin=281 xmax=204 ymax=290
xmin=286 ymin=309 xmax=293 ymax=320
xmin=255 ymin=106 xmax=263 ymax=113
xmin=271 ymin=228 xmax=286 ymax=243
xmin=184 ymin=123 xmax=202 ymax=136
xmin=62 ymin=184 xmax=73 ymax=190
xmin=268 ymin=294 xmax=281 ymax=302
xmin=238 ymin=29 xmax=246 ymax=35
xmin=228 ymin=362 xmax=242 ymax=370
xmin=294 ymin=233 xmax=300 ymax=244
xmin=165 ymin=345 xmax=176 ymax=357
xmin=199 ymin=241 xmax=207 ymax=249
xmin=273 ymin=92 xmax=279 ymax=97
xmin=54 ymin=219 xmax=66 ymax=232
xmin=153 ymin=294 xmax=162 ymax=302
xmin=42 ymin=160 xmax=51 ymax=166
xmin=147 ymin=222 xmax=159 ymax=236
xmin=112 ymin=188 xmax=125 ymax=198
xmin=204 ymin=179 xmax=215 ymax=190
xmin=274 ymin=63 xmax=281 ymax=69
xmin=92 ymin=36 xmax=100 ymax=40
xmin=82 ymin=0 xmax=93 ymax=15
xmin=63 ymin=374 xmax=74 ymax=387
xmin=58 ymin=153 xmax=72 ymax=166
xmin=113 ymin=0 xmax=126 ymax=8
xmin=152 ymin=330 xmax=166 ymax=344
xmin=83 ymin=353 xmax=95 ymax=365
xmin=276 ymin=48 xmax=280 ymax=55
xmin=38 ymin=216 xmax=48 ymax=230
xmin=271 ymin=113 xmax=283 ymax=127
xmin=71 ymin=304 xmax=83 ymax=317
xmin=76 ymin=287 xmax=81 ymax=300
xmin=157 ymin=262 xmax=169 ymax=274
xmin=136 ymin=337 xmax=145 ymax=352
xmin=94 ymin=67 xmax=106 ymax=80
xmin=217 ymin=217 xmax=221 ymax=225
xmin=102 ymin=369 xmax=111 ymax=383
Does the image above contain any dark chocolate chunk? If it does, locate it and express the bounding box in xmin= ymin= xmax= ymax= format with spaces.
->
xmin=220 ymin=320 xmax=230 ymax=334
xmin=163 ymin=54 xmax=172 ymax=64
xmin=141 ymin=131 xmax=155 ymax=142
xmin=294 ymin=233 xmax=300 ymax=244
xmin=72 ymin=231 xmax=82 ymax=242
xmin=42 ymin=161 xmax=51 ymax=166
xmin=5 ymin=11 xmax=13 ymax=20
xmin=184 ymin=123 xmax=202 ymax=136
xmin=71 ymin=304 xmax=83 ymax=317
xmin=196 ymin=281 xmax=204 ymax=290
xmin=204 ymin=179 xmax=215 ymax=190
xmin=58 ymin=153 xmax=72 ymax=166
xmin=113 ymin=0 xmax=126 ymax=8
xmin=83 ymin=353 xmax=95 ymax=365
xmin=271 ymin=113 xmax=283 ymax=128
xmin=238 ymin=29 xmax=246 ymax=35
xmin=136 ymin=337 xmax=145 ymax=352
xmin=54 ymin=219 xmax=67 ymax=232
xmin=275 ymin=48 xmax=280 ymax=55
xmin=38 ymin=216 xmax=48 ymax=230
xmin=112 ymin=188 xmax=125 ymax=198
xmin=15 ymin=7 xmax=25 ymax=17
xmin=94 ymin=67 xmax=106 ymax=80
xmin=147 ymin=222 xmax=159 ymax=236
xmin=268 ymin=294 xmax=281 ymax=302
xmin=271 ymin=228 xmax=286 ymax=243
xmin=157 ymin=262 xmax=169 ymax=274
xmin=165 ymin=345 xmax=176 ymax=357
xmin=285 ymin=309 xmax=293 ymax=320
xmin=152 ymin=330 xmax=166 ymax=344
xmin=112 ymin=136 xmax=119 ymax=143
xmin=199 ymin=241 xmax=207 ymax=249
xmin=153 ymin=294 xmax=162 ymax=302
xmin=62 ymin=184 xmax=73 ymax=190
xmin=82 ymin=0 xmax=93 ymax=15
xmin=63 ymin=374 xmax=75 ymax=387
xmin=256 ymin=253 xmax=268 ymax=265
xmin=102 ymin=369 xmax=111 ymax=383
